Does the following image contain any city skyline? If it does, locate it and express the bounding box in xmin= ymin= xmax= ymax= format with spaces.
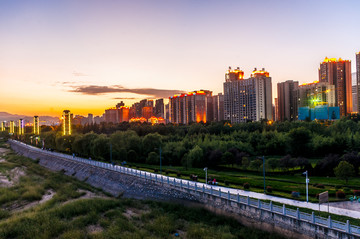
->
xmin=1 ymin=0 xmax=360 ymax=117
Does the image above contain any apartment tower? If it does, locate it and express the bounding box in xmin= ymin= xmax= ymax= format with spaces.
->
xmin=319 ymin=57 xmax=352 ymax=116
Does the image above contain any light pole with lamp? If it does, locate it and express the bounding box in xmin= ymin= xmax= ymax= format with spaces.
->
xmin=303 ymin=170 xmax=309 ymax=202
xmin=204 ymin=167 xmax=208 ymax=184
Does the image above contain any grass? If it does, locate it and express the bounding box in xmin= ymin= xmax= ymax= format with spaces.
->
xmin=0 ymin=140 xmax=284 ymax=239
xmin=125 ymin=161 xmax=360 ymax=203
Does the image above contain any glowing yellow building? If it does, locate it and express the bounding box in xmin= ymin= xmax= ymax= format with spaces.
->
xmin=319 ymin=57 xmax=352 ymax=116
xmin=62 ymin=110 xmax=72 ymax=136
xmin=18 ymin=119 xmax=24 ymax=135
xmin=1 ymin=122 xmax=5 ymax=131
xmin=33 ymin=116 xmax=40 ymax=135
xmin=9 ymin=121 xmax=15 ymax=134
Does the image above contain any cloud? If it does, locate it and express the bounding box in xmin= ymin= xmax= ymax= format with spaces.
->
xmin=69 ymin=85 xmax=185 ymax=98
xmin=113 ymin=97 xmax=139 ymax=100
xmin=73 ymin=71 xmax=88 ymax=77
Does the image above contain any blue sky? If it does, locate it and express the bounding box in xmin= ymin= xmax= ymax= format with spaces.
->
xmin=0 ymin=0 xmax=359 ymax=116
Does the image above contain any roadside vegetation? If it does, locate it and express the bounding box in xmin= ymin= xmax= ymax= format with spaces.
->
xmin=7 ymin=116 xmax=360 ymax=202
xmin=0 ymin=138 xmax=283 ymax=239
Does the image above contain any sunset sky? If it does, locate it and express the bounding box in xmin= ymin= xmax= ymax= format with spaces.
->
xmin=1 ymin=0 xmax=360 ymax=117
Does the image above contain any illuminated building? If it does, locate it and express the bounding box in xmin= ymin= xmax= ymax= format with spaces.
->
xmin=33 ymin=116 xmax=40 ymax=135
xmin=224 ymin=67 xmax=272 ymax=123
xmin=142 ymin=106 xmax=153 ymax=120
xmin=277 ymin=80 xmax=299 ymax=121
xmin=1 ymin=122 xmax=5 ymax=131
xmin=319 ymin=57 xmax=352 ymax=116
xmin=9 ymin=121 xmax=15 ymax=134
xmin=357 ymin=52 xmax=360 ymax=112
xmin=129 ymin=117 xmax=147 ymax=123
xmin=62 ymin=110 xmax=72 ymax=136
xmin=169 ymin=90 xmax=212 ymax=124
xmin=298 ymin=106 xmax=340 ymax=121
xmin=155 ymin=99 xmax=164 ymax=118
xmin=298 ymin=81 xmax=335 ymax=108
xmin=274 ymin=98 xmax=278 ymax=121
xmin=148 ymin=116 xmax=166 ymax=125
xmin=119 ymin=107 xmax=129 ymax=122
xmin=18 ymin=119 xmax=24 ymax=135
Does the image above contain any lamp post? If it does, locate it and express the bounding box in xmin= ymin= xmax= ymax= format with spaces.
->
xmin=110 ymin=142 xmax=113 ymax=165
xmin=262 ymin=156 xmax=266 ymax=194
xmin=155 ymin=146 xmax=162 ymax=173
xmin=159 ymin=145 xmax=162 ymax=173
xmin=303 ymin=170 xmax=309 ymax=203
xmin=204 ymin=167 xmax=208 ymax=184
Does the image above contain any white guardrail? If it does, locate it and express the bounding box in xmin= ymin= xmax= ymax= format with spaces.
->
xmin=11 ymin=140 xmax=360 ymax=236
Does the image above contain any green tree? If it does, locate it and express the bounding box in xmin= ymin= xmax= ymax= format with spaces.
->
xmin=187 ymin=145 xmax=204 ymax=168
xmin=288 ymin=127 xmax=311 ymax=156
xmin=142 ymin=133 xmax=162 ymax=156
xmin=334 ymin=161 xmax=355 ymax=184
xmin=146 ymin=152 xmax=159 ymax=165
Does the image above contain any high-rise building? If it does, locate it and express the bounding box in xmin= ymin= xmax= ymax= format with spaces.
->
xmin=165 ymin=103 xmax=170 ymax=122
xmin=62 ymin=110 xmax=72 ymax=136
xmin=1 ymin=122 xmax=5 ymax=131
xmin=211 ymin=93 xmax=224 ymax=122
xmin=352 ymin=85 xmax=358 ymax=113
xmin=119 ymin=107 xmax=129 ymax=122
xmin=9 ymin=121 xmax=15 ymax=134
xmin=33 ymin=116 xmax=40 ymax=135
xmin=357 ymin=52 xmax=360 ymax=113
xmin=104 ymin=108 xmax=118 ymax=123
xmin=18 ymin=119 xmax=24 ymax=135
xmin=116 ymin=101 xmax=125 ymax=109
xmin=274 ymin=98 xmax=278 ymax=121
xmin=142 ymin=106 xmax=153 ymax=119
xmin=169 ymin=90 xmax=212 ymax=124
xmin=319 ymin=57 xmax=352 ymax=116
xmin=155 ymin=99 xmax=165 ymax=118
xmin=224 ymin=67 xmax=272 ymax=123
xmin=277 ymin=80 xmax=299 ymax=121
xmin=87 ymin=114 xmax=94 ymax=124
xmin=297 ymin=81 xmax=335 ymax=108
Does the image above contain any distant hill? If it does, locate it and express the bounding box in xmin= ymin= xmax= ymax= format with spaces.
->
xmin=0 ymin=112 xmax=59 ymax=125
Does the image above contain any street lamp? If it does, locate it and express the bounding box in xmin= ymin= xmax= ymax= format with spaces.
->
xmin=258 ymin=156 xmax=266 ymax=193
xmin=155 ymin=146 xmax=162 ymax=173
xmin=262 ymin=156 xmax=266 ymax=194
xmin=110 ymin=142 xmax=113 ymax=165
xmin=203 ymin=167 xmax=208 ymax=184
xmin=303 ymin=170 xmax=309 ymax=203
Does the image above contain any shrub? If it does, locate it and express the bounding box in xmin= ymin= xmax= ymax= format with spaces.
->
xmin=266 ymin=186 xmax=272 ymax=193
xmin=243 ymin=182 xmax=250 ymax=190
xmin=224 ymin=180 xmax=229 ymax=186
xmin=317 ymin=184 xmax=325 ymax=189
xmin=344 ymin=187 xmax=351 ymax=194
xmin=336 ymin=190 xmax=346 ymax=199
xmin=291 ymin=191 xmax=300 ymax=198
xmin=154 ymin=169 xmax=158 ymax=173
xmin=176 ymin=171 xmax=181 ymax=177
xmin=335 ymin=185 xmax=341 ymax=190
xmin=353 ymin=190 xmax=360 ymax=196
xmin=164 ymin=169 xmax=169 ymax=175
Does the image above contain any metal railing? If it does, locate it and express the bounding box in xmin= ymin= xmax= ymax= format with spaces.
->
xmin=10 ymin=140 xmax=358 ymax=236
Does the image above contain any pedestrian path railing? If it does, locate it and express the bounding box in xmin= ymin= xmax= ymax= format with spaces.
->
xmin=10 ymin=140 xmax=359 ymax=236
